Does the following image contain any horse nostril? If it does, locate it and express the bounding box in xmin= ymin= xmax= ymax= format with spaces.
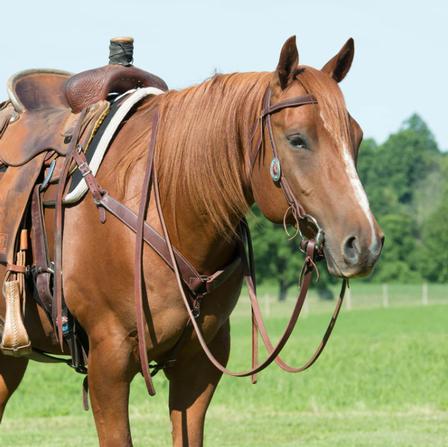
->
xmin=343 ymin=235 xmax=360 ymax=265
xmin=370 ymin=233 xmax=385 ymax=258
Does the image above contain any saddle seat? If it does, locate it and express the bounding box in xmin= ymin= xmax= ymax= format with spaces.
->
xmin=64 ymin=64 xmax=168 ymax=113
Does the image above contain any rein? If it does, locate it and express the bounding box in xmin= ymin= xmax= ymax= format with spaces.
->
xmin=60 ymin=86 xmax=347 ymax=395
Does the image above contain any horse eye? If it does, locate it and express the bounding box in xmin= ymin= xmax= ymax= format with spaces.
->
xmin=287 ymin=134 xmax=308 ymax=150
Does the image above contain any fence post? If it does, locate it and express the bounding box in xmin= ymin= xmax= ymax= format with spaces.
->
xmin=422 ymin=283 xmax=429 ymax=306
xmin=382 ymin=283 xmax=389 ymax=308
xmin=345 ymin=286 xmax=352 ymax=311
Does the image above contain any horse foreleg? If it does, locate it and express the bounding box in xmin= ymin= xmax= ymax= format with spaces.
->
xmin=0 ymin=354 xmax=28 ymax=422
xmin=165 ymin=320 xmax=230 ymax=447
xmin=88 ymin=333 xmax=137 ymax=447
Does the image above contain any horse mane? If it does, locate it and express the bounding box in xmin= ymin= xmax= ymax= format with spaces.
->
xmin=156 ymin=72 xmax=271 ymax=235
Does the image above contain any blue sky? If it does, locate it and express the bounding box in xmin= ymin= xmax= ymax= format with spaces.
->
xmin=2 ymin=0 xmax=446 ymax=148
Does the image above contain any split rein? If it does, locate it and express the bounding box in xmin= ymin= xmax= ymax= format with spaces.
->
xmin=56 ymin=87 xmax=347 ymax=396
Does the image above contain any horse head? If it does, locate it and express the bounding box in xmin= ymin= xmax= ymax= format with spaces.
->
xmin=251 ymin=36 xmax=384 ymax=278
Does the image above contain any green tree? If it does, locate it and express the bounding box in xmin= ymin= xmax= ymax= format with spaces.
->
xmin=373 ymin=114 xmax=439 ymax=206
xmin=357 ymin=114 xmax=443 ymax=283
xmin=373 ymin=213 xmax=421 ymax=282
xmin=418 ymin=158 xmax=448 ymax=281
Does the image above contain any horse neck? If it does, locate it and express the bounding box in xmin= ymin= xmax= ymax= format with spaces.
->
xmin=155 ymin=73 xmax=270 ymax=273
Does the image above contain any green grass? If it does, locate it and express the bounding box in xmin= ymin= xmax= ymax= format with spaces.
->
xmin=1 ymin=286 xmax=447 ymax=446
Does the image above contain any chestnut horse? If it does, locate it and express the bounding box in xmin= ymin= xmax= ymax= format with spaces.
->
xmin=0 ymin=36 xmax=383 ymax=446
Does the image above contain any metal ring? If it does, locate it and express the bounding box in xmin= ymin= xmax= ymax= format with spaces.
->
xmin=298 ymin=214 xmax=325 ymax=250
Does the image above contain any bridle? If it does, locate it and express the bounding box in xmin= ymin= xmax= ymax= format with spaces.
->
xmin=251 ymin=87 xmax=325 ymax=254
xmin=59 ymin=84 xmax=347 ymax=396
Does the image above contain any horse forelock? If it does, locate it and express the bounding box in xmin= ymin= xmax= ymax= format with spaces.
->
xmin=155 ymin=72 xmax=271 ymax=236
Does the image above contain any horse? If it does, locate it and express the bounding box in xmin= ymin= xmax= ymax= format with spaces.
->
xmin=0 ymin=35 xmax=383 ymax=446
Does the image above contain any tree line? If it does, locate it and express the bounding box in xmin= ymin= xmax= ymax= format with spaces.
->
xmin=249 ymin=114 xmax=448 ymax=300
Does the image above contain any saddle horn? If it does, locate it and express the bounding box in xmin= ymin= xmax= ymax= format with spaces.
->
xmin=109 ymin=36 xmax=134 ymax=66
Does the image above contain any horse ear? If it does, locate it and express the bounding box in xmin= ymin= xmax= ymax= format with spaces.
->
xmin=276 ymin=35 xmax=299 ymax=90
xmin=322 ymin=38 xmax=354 ymax=82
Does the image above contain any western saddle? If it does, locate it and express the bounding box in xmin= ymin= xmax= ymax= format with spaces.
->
xmin=0 ymin=37 xmax=167 ymax=362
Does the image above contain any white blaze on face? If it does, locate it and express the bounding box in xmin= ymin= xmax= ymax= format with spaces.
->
xmin=341 ymin=146 xmax=378 ymax=252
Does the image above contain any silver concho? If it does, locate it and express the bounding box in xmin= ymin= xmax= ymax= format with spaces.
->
xmin=270 ymin=158 xmax=281 ymax=182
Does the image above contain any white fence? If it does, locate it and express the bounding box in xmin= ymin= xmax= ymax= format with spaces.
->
xmin=236 ymin=283 xmax=448 ymax=318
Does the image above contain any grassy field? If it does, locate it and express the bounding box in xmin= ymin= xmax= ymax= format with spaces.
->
xmin=1 ymin=284 xmax=447 ymax=446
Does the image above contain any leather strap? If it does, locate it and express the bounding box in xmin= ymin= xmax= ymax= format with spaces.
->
xmin=6 ymin=263 xmax=26 ymax=274
xmin=98 ymin=194 xmax=204 ymax=293
xmin=71 ymin=151 xmax=215 ymax=296
xmin=240 ymin=220 xmax=346 ymax=373
xmin=54 ymin=109 xmax=89 ymax=348
xmin=134 ymin=111 xmax=158 ymax=395
xmin=261 ymin=94 xmax=316 ymax=117
xmin=30 ymin=185 xmax=53 ymax=317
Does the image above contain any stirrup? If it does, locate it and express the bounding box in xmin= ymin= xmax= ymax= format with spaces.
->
xmin=1 ymin=279 xmax=31 ymax=356
xmin=1 ymin=233 xmax=32 ymax=357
